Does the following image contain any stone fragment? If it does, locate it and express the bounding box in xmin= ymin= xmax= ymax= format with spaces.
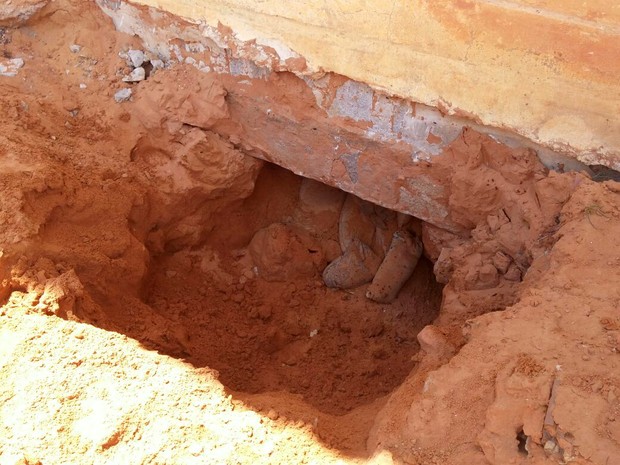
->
xmin=69 ymin=44 xmax=81 ymax=53
xmin=0 ymin=57 xmax=24 ymax=77
xmin=544 ymin=439 xmax=560 ymax=454
xmin=366 ymin=231 xmax=423 ymax=303
xmin=35 ymin=269 xmax=84 ymax=317
xmin=322 ymin=239 xmax=381 ymax=289
xmin=417 ymin=325 xmax=455 ymax=358
xmin=122 ymin=66 xmax=146 ymax=82
xmin=151 ymin=59 xmax=165 ymax=70
xmin=127 ymin=49 xmax=145 ymax=68
xmin=113 ymin=88 xmax=132 ymax=103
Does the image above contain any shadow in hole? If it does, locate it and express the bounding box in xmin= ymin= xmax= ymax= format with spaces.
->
xmin=88 ymin=250 xmax=443 ymax=458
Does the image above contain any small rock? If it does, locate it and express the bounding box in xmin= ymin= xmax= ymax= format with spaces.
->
xmin=122 ymin=66 xmax=146 ymax=82
xmin=113 ymin=88 xmax=132 ymax=103
xmin=69 ymin=44 xmax=81 ymax=53
xmin=151 ymin=59 xmax=165 ymax=69
xmin=127 ymin=49 xmax=145 ymax=68
xmin=544 ymin=439 xmax=559 ymax=454
xmin=79 ymin=83 xmax=87 ymax=89
xmin=267 ymin=409 xmax=279 ymax=420
xmin=417 ymin=325 xmax=455 ymax=358
xmin=0 ymin=57 xmax=24 ymax=77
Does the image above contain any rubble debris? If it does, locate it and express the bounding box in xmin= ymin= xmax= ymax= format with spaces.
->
xmin=0 ymin=57 xmax=24 ymax=77
xmin=122 ymin=66 xmax=146 ymax=82
xmin=127 ymin=49 xmax=145 ymax=68
xmin=113 ymin=88 xmax=132 ymax=103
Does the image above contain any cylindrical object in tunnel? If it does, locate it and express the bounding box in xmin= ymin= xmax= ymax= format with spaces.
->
xmin=366 ymin=230 xmax=423 ymax=303
xmin=322 ymin=238 xmax=382 ymax=289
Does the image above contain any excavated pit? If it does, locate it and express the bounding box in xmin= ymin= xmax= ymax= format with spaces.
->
xmin=133 ymin=163 xmax=443 ymax=415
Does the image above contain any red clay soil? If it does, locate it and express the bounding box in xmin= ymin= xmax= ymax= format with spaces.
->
xmin=0 ymin=1 xmax=619 ymax=465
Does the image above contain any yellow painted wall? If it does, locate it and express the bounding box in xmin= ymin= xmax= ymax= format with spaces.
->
xmin=133 ymin=0 xmax=620 ymax=166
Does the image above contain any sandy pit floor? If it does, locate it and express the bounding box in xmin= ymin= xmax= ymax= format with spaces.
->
xmin=0 ymin=1 xmax=619 ymax=465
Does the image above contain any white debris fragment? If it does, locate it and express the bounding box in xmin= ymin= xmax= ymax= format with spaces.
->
xmin=197 ymin=60 xmax=211 ymax=73
xmin=122 ymin=66 xmax=145 ymax=82
xmin=150 ymin=59 xmax=165 ymax=70
xmin=127 ymin=49 xmax=145 ymax=68
xmin=0 ymin=57 xmax=24 ymax=77
xmin=171 ymin=43 xmax=183 ymax=62
xmin=69 ymin=44 xmax=81 ymax=53
xmin=184 ymin=43 xmax=205 ymax=53
xmin=114 ymin=88 xmax=132 ymax=103
xmin=79 ymin=83 xmax=87 ymax=89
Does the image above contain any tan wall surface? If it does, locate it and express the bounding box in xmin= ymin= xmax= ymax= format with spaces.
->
xmin=132 ymin=0 xmax=620 ymax=167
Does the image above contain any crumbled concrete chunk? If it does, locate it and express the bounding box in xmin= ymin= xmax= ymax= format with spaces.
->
xmin=0 ymin=57 xmax=24 ymax=77
xmin=113 ymin=88 xmax=132 ymax=103
xmin=150 ymin=59 xmax=165 ymax=70
xmin=127 ymin=49 xmax=145 ymax=68
xmin=122 ymin=66 xmax=145 ymax=82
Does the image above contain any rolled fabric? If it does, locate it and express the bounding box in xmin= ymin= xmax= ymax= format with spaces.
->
xmin=366 ymin=231 xmax=423 ymax=303
xmin=322 ymin=239 xmax=382 ymax=289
